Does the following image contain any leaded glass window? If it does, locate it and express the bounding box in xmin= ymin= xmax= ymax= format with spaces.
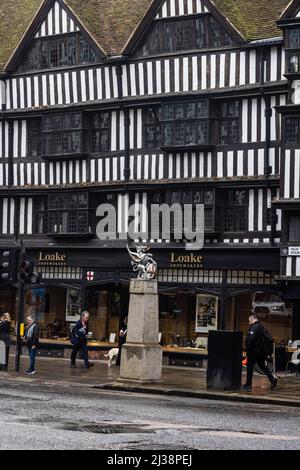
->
xmin=161 ymin=101 xmax=210 ymax=147
xmin=47 ymin=194 xmax=91 ymax=234
xmin=43 ymin=112 xmax=83 ymax=156
xmin=286 ymin=117 xmax=299 ymax=143
xmin=19 ymin=33 xmax=99 ymax=72
xmin=141 ymin=15 xmax=233 ymax=56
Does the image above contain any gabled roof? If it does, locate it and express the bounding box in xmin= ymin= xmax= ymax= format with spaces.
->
xmin=0 ymin=0 xmax=154 ymax=72
xmin=66 ymin=0 xmax=154 ymax=56
xmin=0 ymin=0 xmax=44 ymax=73
xmin=211 ymin=0 xmax=290 ymax=40
xmin=279 ymin=0 xmax=300 ymax=19
xmin=0 ymin=0 xmax=292 ymax=74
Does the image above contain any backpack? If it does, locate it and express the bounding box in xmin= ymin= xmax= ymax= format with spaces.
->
xmin=69 ymin=325 xmax=77 ymax=343
xmin=260 ymin=325 xmax=274 ymax=356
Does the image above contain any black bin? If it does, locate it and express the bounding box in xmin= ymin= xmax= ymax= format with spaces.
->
xmin=207 ymin=330 xmax=243 ymax=390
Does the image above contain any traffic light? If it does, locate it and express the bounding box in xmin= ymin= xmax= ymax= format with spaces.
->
xmin=19 ymin=255 xmax=41 ymax=284
xmin=0 ymin=249 xmax=18 ymax=283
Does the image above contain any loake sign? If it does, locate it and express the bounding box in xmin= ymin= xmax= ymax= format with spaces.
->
xmin=170 ymin=252 xmax=203 ymax=268
xmin=38 ymin=252 xmax=67 ymax=266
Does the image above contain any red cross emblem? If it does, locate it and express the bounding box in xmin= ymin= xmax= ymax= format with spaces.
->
xmin=147 ymin=264 xmax=157 ymax=274
xmin=86 ymin=271 xmax=94 ymax=281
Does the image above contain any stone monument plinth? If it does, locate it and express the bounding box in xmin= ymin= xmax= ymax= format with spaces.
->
xmin=119 ymin=279 xmax=162 ymax=384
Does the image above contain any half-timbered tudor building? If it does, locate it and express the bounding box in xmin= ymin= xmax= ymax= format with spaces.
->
xmin=0 ymin=0 xmax=299 ymax=362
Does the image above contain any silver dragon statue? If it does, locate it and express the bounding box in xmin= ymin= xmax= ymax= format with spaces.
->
xmin=127 ymin=244 xmax=157 ymax=280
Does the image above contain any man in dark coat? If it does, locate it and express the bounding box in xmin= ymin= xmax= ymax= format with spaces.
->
xmin=243 ymin=314 xmax=277 ymax=391
xmin=25 ymin=315 xmax=39 ymax=375
xmin=70 ymin=311 xmax=94 ymax=369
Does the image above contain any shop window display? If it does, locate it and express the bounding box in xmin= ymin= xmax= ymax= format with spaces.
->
xmin=159 ymin=292 xmax=207 ymax=349
xmin=195 ymin=294 xmax=218 ymax=333
xmin=24 ymin=287 xmax=70 ymax=340
xmin=85 ymin=289 xmax=124 ymax=343
xmin=25 ymin=288 xmax=46 ymax=322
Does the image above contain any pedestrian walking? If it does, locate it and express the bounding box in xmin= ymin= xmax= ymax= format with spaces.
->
xmin=115 ymin=316 xmax=128 ymax=367
xmin=0 ymin=313 xmax=11 ymax=371
xmin=24 ymin=316 xmax=39 ymax=375
xmin=243 ymin=314 xmax=277 ymax=391
xmin=70 ymin=311 xmax=94 ymax=369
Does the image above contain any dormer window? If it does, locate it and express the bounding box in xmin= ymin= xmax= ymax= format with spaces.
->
xmin=18 ymin=32 xmax=100 ymax=73
xmin=141 ymin=15 xmax=234 ymax=56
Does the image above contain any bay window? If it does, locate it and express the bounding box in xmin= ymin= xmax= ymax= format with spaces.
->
xmin=43 ymin=112 xmax=83 ymax=156
xmin=161 ymin=101 xmax=210 ymax=147
xmin=47 ymin=194 xmax=92 ymax=235
xmin=285 ymin=28 xmax=300 ymax=74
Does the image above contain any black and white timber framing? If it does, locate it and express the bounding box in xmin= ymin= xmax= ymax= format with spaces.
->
xmin=0 ymin=0 xmax=300 ymax=314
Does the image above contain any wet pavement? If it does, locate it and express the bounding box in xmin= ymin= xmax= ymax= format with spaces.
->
xmin=0 ymin=373 xmax=300 ymax=450
xmin=1 ymin=356 xmax=299 ymax=407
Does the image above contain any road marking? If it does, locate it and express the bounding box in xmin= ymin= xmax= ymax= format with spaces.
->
xmin=205 ymin=431 xmax=300 ymax=441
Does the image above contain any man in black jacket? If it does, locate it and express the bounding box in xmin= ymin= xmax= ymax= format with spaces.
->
xmin=70 ymin=311 xmax=94 ymax=369
xmin=243 ymin=314 xmax=277 ymax=391
xmin=25 ymin=316 xmax=39 ymax=375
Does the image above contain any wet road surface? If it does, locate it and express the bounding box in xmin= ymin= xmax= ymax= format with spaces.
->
xmin=0 ymin=377 xmax=299 ymax=450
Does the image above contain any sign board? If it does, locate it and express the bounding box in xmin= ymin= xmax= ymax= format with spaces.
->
xmin=170 ymin=252 xmax=203 ymax=268
xmin=109 ymin=333 xmax=116 ymax=343
xmin=288 ymin=247 xmax=300 ymax=256
xmin=86 ymin=271 xmax=94 ymax=281
xmin=38 ymin=252 xmax=67 ymax=266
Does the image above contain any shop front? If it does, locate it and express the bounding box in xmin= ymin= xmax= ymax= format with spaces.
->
xmin=2 ymin=245 xmax=288 ymax=366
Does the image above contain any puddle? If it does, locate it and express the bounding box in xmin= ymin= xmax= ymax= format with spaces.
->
xmin=61 ymin=422 xmax=153 ymax=434
xmin=0 ymin=415 xmax=265 ymax=437
xmin=1 ymin=415 xmax=154 ymax=434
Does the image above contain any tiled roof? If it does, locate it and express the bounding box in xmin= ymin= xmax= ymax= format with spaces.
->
xmin=212 ymin=0 xmax=290 ymax=40
xmin=0 ymin=0 xmax=154 ymax=71
xmin=0 ymin=0 xmax=292 ymax=73
xmin=0 ymin=0 xmax=43 ymax=72
xmin=66 ymin=0 xmax=153 ymax=56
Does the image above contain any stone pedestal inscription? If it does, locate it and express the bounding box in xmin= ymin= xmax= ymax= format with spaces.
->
xmin=119 ymin=279 xmax=162 ymax=383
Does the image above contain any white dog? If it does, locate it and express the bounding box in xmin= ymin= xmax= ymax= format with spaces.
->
xmin=104 ymin=348 xmax=119 ymax=366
